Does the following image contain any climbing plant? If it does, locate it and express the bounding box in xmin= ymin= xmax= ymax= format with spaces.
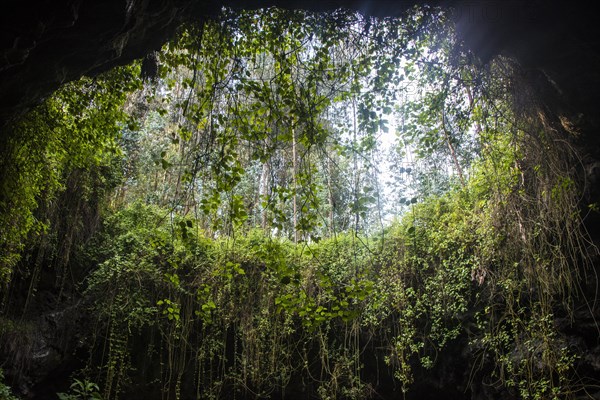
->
xmin=0 ymin=5 xmax=597 ymax=400
xmin=0 ymin=65 xmax=141 ymax=284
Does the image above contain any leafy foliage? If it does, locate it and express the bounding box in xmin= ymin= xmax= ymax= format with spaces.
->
xmin=0 ymin=65 xmax=141 ymax=283
xmin=0 ymin=5 xmax=597 ymax=400
xmin=58 ymin=379 xmax=103 ymax=400
xmin=0 ymin=368 xmax=19 ymax=400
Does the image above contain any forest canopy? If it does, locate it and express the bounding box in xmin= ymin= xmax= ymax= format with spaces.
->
xmin=0 ymin=5 xmax=598 ymax=400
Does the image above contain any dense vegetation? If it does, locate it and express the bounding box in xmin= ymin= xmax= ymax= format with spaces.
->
xmin=1 ymin=6 xmax=598 ymax=400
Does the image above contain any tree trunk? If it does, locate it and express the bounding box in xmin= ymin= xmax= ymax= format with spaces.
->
xmin=292 ymin=126 xmax=298 ymax=244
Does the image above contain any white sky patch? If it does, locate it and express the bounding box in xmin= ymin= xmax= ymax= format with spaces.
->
xmin=375 ymin=67 xmax=423 ymax=223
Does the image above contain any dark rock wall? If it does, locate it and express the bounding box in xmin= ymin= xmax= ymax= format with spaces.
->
xmin=1 ymin=0 xmax=212 ymax=126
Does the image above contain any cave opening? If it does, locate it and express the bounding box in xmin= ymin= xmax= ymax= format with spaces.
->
xmin=1 ymin=3 xmax=600 ymax=400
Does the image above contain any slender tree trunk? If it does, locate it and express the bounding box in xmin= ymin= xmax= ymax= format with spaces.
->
xmin=352 ymin=97 xmax=360 ymax=233
xmin=259 ymin=160 xmax=271 ymax=230
xmin=292 ymin=126 xmax=298 ymax=244
xmin=441 ymin=109 xmax=466 ymax=187
xmin=465 ymin=83 xmax=482 ymax=137
xmin=326 ymin=152 xmax=334 ymax=236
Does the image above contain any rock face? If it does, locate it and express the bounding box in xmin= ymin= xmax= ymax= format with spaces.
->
xmin=1 ymin=1 xmax=212 ymax=126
